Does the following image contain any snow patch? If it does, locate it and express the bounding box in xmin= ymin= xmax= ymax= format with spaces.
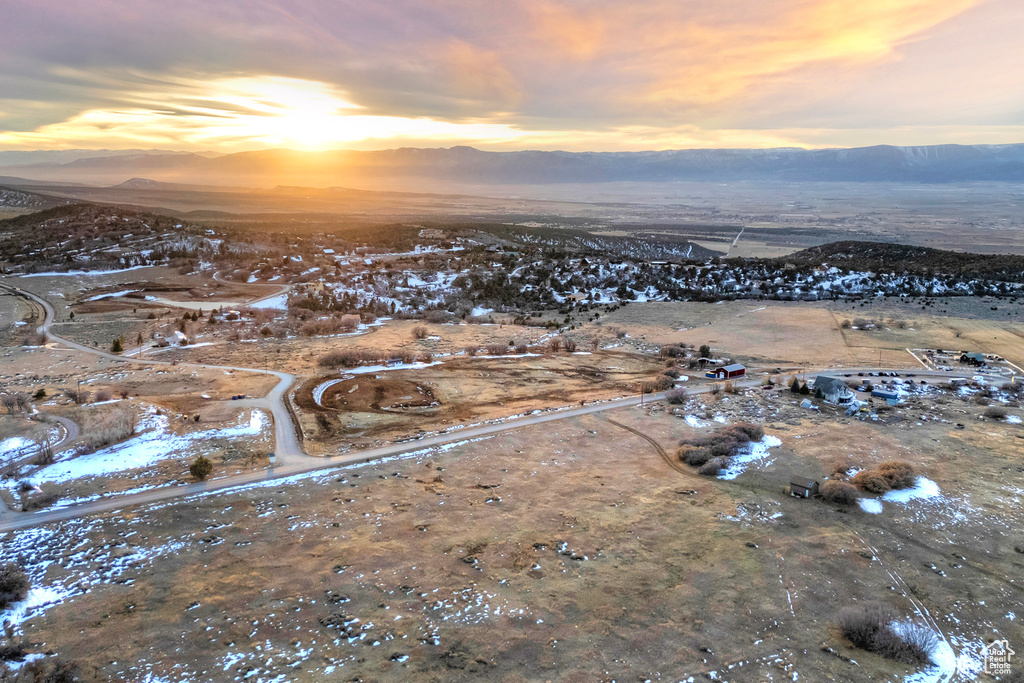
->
xmin=717 ymin=435 xmax=782 ymax=480
xmin=883 ymin=477 xmax=941 ymax=503
xmin=859 ymin=498 xmax=883 ymax=514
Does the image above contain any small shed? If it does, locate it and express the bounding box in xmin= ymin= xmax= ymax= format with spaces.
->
xmin=706 ymin=363 xmax=746 ymax=379
xmin=790 ymin=476 xmax=819 ymax=498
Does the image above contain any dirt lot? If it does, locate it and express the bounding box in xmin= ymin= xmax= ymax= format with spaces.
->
xmin=295 ymin=351 xmax=669 ymax=452
xmin=2 ymin=384 xmax=1021 ymax=682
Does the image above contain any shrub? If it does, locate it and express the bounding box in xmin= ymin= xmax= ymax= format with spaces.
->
xmin=664 ymin=368 xmax=680 ymax=379
xmin=653 ymin=375 xmax=674 ymax=391
xmin=80 ymin=404 xmax=136 ymax=450
xmin=730 ymin=423 xmax=764 ymax=441
xmin=547 ymin=338 xmax=562 ymax=352
xmin=876 ymin=461 xmax=915 ymax=489
xmin=300 ymin=318 xmax=348 ymax=336
xmin=190 ymin=456 xmax=213 ymax=481
xmin=678 ymin=445 xmax=714 ymax=467
xmin=562 ymin=338 xmax=577 ymax=353
xmin=339 ymin=314 xmax=362 ymax=333
xmin=820 ymin=481 xmax=858 ymax=505
xmin=412 ymin=325 xmax=428 ymax=340
xmin=486 ymin=344 xmax=507 ymax=356
xmin=94 ymin=389 xmax=111 ymax=403
xmin=35 ymin=440 xmax=55 ymax=466
xmin=853 ymin=470 xmax=890 ymax=494
xmin=22 ymin=332 xmax=46 ymax=346
xmin=21 ymin=489 xmax=60 ymax=512
xmin=514 ymin=342 xmax=528 ymax=354
xmin=0 ymin=563 xmax=30 ymax=610
xmin=666 ymin=387 xmax=687 ymax=404
xmin=698 ymin=458 xmax=726 ymax=476
xmin=464 ymin=345 xmax=479 ymax=357
xmin=984 ymin=405 xmax=1007 ymax=419
xmin=829 ymin=456 xmax=854 ymax=477
xmin=33 ymin=387 xmax=46 ymax=400
xmin=318 ymin=350 xmax=366 ymax=368
xmin=110 ymin=337 xmax=123 ymax=353
xmin=837 ymin=602 xmax=933 ymax=665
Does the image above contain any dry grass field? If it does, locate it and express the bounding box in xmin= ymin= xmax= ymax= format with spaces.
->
xmin=3 ymin=387 xmax=1021 ymax=681
xmin=594 ymin=299 xmax=1024 ymax=370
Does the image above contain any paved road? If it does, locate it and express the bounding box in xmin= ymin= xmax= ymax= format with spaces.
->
xmin=0 ymin=282 xmax=305 ymax=463
xmin=49 ymin=415 xmax=80 ymax=452
xmin=0 ymin=391 xmax=689 ymax=531
xmin=3 ymin=279 xmax=1010 ymax=531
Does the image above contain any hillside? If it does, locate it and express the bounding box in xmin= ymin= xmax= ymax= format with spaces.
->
xmin=781 ymin=241 xmax=1024 ymax=281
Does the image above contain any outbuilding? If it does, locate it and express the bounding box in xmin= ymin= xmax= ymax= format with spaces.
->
xmin=706 ymin=363 xmax=746 ymax=379
xmin=790 ymin=476 xmax=819 ymax=498
xmin=960 ymin=352 xmax=985 ymax=366
xmin=871 ymin=388 xmax=901 ymax=404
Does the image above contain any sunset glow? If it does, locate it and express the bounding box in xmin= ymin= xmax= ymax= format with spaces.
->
xmin=1 ymin=0 xmax=1022 ymax=151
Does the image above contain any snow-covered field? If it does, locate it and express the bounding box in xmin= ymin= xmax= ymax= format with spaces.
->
xmin=249 ymin=293 xmax=288 ymax=310
xmin=22 ymin=409 xmax=269 ymax=485
xmin=0 ymin=436 xmax=35 ymax=458
xmin=717 ymin=435 xmax=783 ymax=480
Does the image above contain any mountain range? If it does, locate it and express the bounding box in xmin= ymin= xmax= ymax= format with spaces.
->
xmin=2 ymin=143 xmax=1023 ymax=189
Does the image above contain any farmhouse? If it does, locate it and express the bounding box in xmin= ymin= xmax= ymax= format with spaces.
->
xmin=706 ymin=363 xmax=746 ymax=379
xmin=959 ymin=352 xmax=985 ymax=366
xmin=813 ymin=376 xmax=855 ymax=404
xmin=790 ymin=476 xmax=819 ymax=498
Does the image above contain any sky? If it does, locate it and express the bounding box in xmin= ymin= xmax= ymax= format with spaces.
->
xmin=1 ymin=0 xmax=1022 ymax=153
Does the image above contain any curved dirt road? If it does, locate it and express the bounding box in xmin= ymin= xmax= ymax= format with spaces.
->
xmin=142 ymin=272 xmax=292 ymax=311
xmin=2 ymin=279 xmax=997 ymax=532
xmin=0 ymin=282 xmax=305 ymax=464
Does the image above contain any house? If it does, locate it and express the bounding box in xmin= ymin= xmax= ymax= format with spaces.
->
xmin=959 ymin=352 xmax=985 ymax=366
xmin=813 ymin=376 xmax=855 ymax=404
xmin=706 ymin=363 xmax=746 ymax=379
xmin=790 ymin=476 xmax=819 ymax=498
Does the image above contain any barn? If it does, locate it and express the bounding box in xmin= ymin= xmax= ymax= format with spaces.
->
xmin=706 ymin=363 xmax=746 ymax=380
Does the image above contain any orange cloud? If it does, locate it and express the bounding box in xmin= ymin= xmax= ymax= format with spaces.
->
xmin=526 ymin=1 xmax=607 ymax=60
xmin=441 ymin=41 xmax=522 ymax=109
xmin=633 ymin=0 xmax=983 ymax=108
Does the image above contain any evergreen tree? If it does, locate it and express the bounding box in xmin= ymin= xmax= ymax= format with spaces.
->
xmin=190 ymin=456 xmax=213 ymax=481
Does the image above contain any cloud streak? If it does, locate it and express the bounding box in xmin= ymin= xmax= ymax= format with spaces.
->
xmin=0 ymin=0 xmax=1020 ymax=151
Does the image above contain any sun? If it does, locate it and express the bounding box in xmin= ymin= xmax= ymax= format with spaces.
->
xmin=202 ymin=76 xmax=363 ymax=150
